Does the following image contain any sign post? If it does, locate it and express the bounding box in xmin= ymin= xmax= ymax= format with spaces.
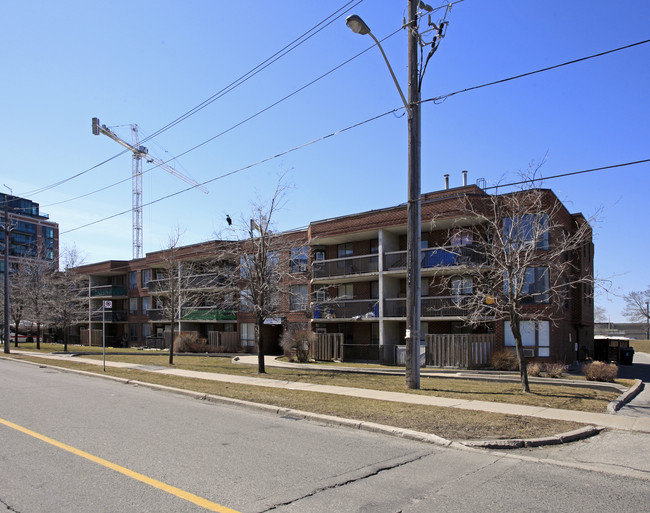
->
xmin=102 ymin=301 xmax=112 ymax=371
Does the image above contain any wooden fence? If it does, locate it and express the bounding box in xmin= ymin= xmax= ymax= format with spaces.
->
xmin=426 ymin=334 xmax=494 ymax=369
xmin=310 ymin=333 xmax=344 ymax=361
xmin=207 ymin=331 xmax=240 ymax=351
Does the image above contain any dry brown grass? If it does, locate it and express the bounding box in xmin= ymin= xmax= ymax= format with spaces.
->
xmin=631 ymin=340 xmax=650 ymax=354
xmin=9 ymin=354 xmax=583 ymax=441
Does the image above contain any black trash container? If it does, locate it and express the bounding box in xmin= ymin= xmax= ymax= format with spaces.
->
xmin=619 ymin=347 xmax=635 ymax=365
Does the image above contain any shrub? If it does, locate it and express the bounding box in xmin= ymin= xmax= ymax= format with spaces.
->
xmin=527 ymin=362 xmax=542 ymax=377
xmin=174 ymin=332 xmax=205 ymax=353
xmin=280 ymin=330 xmax=316 ymax=363
xmin=492 ymin=348 xmax=519 ymax=371
xmin=544 ymin=362 xmax=565 ymax=378
xmin=583 ymin=361 xmax=618 ymax=382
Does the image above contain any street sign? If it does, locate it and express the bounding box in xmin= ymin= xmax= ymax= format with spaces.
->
xmin=103 ymin=301 xmax=112 ymax=309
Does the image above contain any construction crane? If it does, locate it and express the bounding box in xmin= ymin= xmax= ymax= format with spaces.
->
xmin=92 ymin=117 xmax=208 ymax=259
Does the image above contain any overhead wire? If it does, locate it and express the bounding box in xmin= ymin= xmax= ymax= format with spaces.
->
xmin=21 ymin=0 xmax=364 ymax=199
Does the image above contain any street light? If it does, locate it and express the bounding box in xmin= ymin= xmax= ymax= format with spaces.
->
xmin=346 ymin=3 xmax=422 ymax=389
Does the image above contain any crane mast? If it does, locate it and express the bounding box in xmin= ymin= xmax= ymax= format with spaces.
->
xmin=92 ymin=117 xmax=208 ymax=259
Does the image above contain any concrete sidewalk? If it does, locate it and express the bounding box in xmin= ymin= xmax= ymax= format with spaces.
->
xmin=9 ymin=350 xmax=650 ymax=435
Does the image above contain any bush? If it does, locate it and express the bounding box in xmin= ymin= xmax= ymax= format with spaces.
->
xmin=527 ymin=362 xmax=542 ymax=377
xmin=492 ymin=348 xmax=519 ymax=371
xmin=544 ymin=362 xmax=565 ymax=378
xmin=174 ymin=332 xmax=205 ymax=353
xmin=583 ymin=361 xmax=618 ymax=382
xmin=280 ymin=330 xmax=316 ymax=363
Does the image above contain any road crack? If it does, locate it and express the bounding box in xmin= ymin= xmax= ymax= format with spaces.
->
xmin=259 ymin=452 xmax=431 ymax=512
xmin=0 ymin=496 xmax=20 ymax=512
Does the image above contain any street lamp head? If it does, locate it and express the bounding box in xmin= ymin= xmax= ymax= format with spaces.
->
xmin=346 ymin=14 xmax=371 ymax=35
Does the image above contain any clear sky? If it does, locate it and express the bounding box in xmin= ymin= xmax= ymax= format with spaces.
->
xmin=1 ymin=1 xmax=648 ymax=322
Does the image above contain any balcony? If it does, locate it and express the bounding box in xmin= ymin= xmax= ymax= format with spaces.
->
xmin=384 ymin=296 xmax=472 ymax=318
xmin=313 ymin=299 xmax=379 ymax=320
xmin=312 ymin=254 xmax=379 ymax=281
xmin=90 ymin=310 xmax=127 ymax=322
xmin=147 ymin=307 xmax=236 ymax=322
xmin=147 ymin=273 xmax=226 ymax=293
xmin=384 ymin=245 xmax=486 ymax=273
xmin=90 ymin=285 xmax=127 ymax=297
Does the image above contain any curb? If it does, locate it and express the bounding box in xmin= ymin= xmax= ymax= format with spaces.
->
xmin=457 ymin=425 xmax=604 ymax=449
xmin=1 ymin=356 xmax=608 ymax=450
xmin=607 ymin=379 xmax=645 ymax=413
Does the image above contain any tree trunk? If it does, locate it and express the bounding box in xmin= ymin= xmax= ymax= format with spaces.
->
xmin=14 ymin=320 xmax=19 ymax=347
xmin=509 ymin=317 xmax=530 ymax=393
xmin=36 ymin=323 xmax=41 ymax=350
xmin=256 ymin=316 xmax=265 ymax=374
xmin=169 ymin=323 xmax=175 ymax=365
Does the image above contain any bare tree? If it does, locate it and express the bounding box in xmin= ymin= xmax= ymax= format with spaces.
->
xmin=622 ymin=287 xmax=650 ymax=338
xmin=433 ymin=176 xmax=593 ymax=393
xmin=45 ymin=246 xmax=87 ymax=352
xmin=594 ymin=304 xmax=608 ymax=323
xmin=222 ymin=178 xmax=304 ymax=374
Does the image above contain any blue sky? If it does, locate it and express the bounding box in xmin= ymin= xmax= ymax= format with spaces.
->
xmin=1 ymin=0 xmax=648 ymax=321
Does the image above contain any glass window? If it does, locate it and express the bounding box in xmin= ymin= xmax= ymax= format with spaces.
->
xmin=142 ymin=296 xmax=151 ymax=314
xmin=290 ymin=246 xmax=309 ymax=272
xmin=451 ymin=277 xmax=473 ymax=295
xmin=370 ymin=281 xmax=379 ymax=299
xmin=129 ymin=298 xmax=138 ymax=315
xmin=502 ymin=214 xmax=549 ymax=250
xmin=240 ymin=290 xmax=253 ymax=312
xmin=141 ymin=269 xmax=151 ymax=288
xmin=129 ymin=324 xmax=139 ymax=342
xmin=338 ymin=283 xmax=353 ymax=299
xmin=240 ymin=323 xmax=256 ymax=347
xmin=504 ymin=267 xmax=550 ymax=304
xmin=504 ymin=321 xmax=550 ymax=357
xmin=128 ymin=271 xmax=138 ymax=289
xmin=141 ymin=323 xmax=151 ymax=339
xmin=290 ymin=284 xmax=309 ymax=311
xmin=451 ymin=230 xmax=473 ymax=246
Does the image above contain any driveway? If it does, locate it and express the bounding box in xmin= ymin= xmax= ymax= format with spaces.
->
xmin=617 ymin=351 xmax=650 ymax=417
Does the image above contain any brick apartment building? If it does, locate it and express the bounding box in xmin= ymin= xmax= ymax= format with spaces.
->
xmin=74 ymin=183 xmax=594 ymax=364
xmin=1 ymin=193 xmax=58 ymax=274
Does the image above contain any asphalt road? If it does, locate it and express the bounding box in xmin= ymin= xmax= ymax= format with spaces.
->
xmin=1 ymin=358 xmax=648 ymax=513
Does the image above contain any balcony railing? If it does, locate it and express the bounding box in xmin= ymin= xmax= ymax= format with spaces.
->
xmin=147 ymin=307 xmax=236 ymax=322
xmin=90 ymin=310 xmax=127 ymax=322
xmin=148 ymin=273 xmax=226 ymax=293
xmin=90 ymin=285 xmax=127 ymax=297
xmin=384 ymin=296 xmax=472 ymax=318
xmin=385 ymin=245 xmax=486 ymax=272
xmin=312 ymin=254 xmax=379 ymax=280
xmin=313 ymin=299 xmax=379 ymax=320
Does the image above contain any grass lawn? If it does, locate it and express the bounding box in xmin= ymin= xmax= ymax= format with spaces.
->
xmin=631 ymin=340 xmax=650 ymax=354
xmin=7 ymin=354 xmax=586 ymax=441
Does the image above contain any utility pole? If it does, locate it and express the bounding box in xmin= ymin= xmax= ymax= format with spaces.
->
xmin=405 ymin=0 xmax=421 ymax=389
xmin=2 ymin=193 xmax=14 ymax=354
xmin=646 ymin=301 xmax=649 ymax=340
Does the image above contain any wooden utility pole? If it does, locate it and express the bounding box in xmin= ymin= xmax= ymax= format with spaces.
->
xmin=405 ymin=0 xmax=421 ymax=389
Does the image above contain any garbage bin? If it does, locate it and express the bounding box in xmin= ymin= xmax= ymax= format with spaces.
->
xmin=619 ymin=347 xmax=635 ymax=365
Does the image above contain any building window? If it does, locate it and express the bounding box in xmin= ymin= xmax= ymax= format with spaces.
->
xmin=504 ymin=320 xmax=550 ymax=357
xmin=142 ymin=296 xmax=151 ymax=315
xmin=141 ymin=323 xmax=151 ymax=339
xmin=129 ymin=271 xmax=138 ymax=289
xmin=451 ymin=276 xmax=473 ymax=296
xmin=290 ymin=246 xmax=309 ymax=272
xmin=503 ymin=214 xmax=549 ymax=250
xmin=505 ymin=267 xmax=550 ymax=304
xmin=240 ymin=290 xmax=253 ymax=312
xmin=129 ymin=298 xmax=139 ymax=315
xmin=338 ymin=283 xmax=353 ymax=300
xmin=451 ymin=229 xmax=473 ymax=246
xmin=290 ymin=284 xmax=308 ymax=311
xmin=129 ymin=324 xmax=139 ymax=343
xmin=141 ymin=269 xmax=151 ymax=289
xmin=370 ymin=281 xmax=379 ymax=299
xmin=240 ymin=323 xmax=256 ymax=347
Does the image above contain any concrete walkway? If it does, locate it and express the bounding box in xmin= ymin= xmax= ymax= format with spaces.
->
xmin=8 ymin=350 xmax=650 ymax=434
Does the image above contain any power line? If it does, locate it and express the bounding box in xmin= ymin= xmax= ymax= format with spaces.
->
xmin=482 ymin=159 xmax=650 ymax=191
xmin=60 ymin=108 xmax=401 ymax=235
xmin=21 ymin=0 xmax=364 ymax=199
xmin=421 ymin=38 xmax=650 ymax=105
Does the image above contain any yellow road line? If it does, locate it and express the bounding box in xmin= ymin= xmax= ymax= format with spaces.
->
xmin=0 ymin=417 xmax=240 ymax=513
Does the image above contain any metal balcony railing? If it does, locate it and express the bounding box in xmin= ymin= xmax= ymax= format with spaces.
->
xmin=147 ymin=273 xmax=226 ymax=293
xmin=89 ymin=285 xmax=127 ymax=297
xmin=90 ymin=310 xmax=127 ymax=322
xmin=313 ymin=299 xmax=379 ymax=320
xmin=384 ymin=296 xmax=472 ymax=318
xmin=384 ymin=245 xmax=486 ymax=272
xmin=312 ymin=254 xmax=379 ymax=279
